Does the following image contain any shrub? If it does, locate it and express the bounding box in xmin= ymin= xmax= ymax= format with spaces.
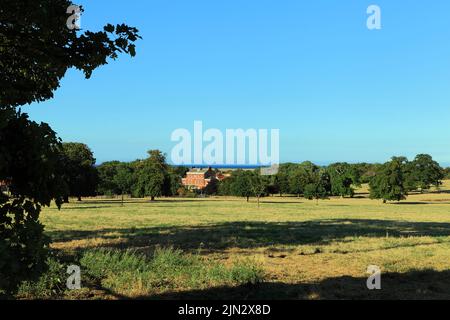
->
xmin=16 ymin=257 xmax=66 ymax=299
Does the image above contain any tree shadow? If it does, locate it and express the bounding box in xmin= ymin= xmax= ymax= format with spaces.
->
xmin=47 ymin=219 xmax=450 ymax=252
xmin=259 ymin=201 xmax=304 ymax=205
xmin=390 ymin=202 xmax=430 ymax=205
xmin=135 ymin=269 xmax=450 ymax=300
xmin=60 ymin=206 xmax=119 ymax=210
xmin=66 ymin=199 xmax=203 ymax=205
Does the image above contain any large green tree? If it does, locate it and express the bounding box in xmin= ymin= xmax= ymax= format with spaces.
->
xmin=288 ymin=166 xmax=311 ymax=197
xmin=0 ymin=0 xmax=140 ymax=108
xmin=369 ymin=157 xmax=408 ymax=203
xmin=60 ymin=142 xmax=98 ymax=202
xmin=230 ymin=170 xmax=254 ymax=202
xmin=97 ymin=161 xmax=123 ymax=196
xmin=134 ymin=150 xmax=168 ymax=201
xmin=0 ymin=0 xmax=140 ymax=292
xmin=327 ymin=162 xmax=359 ymax=198
xmin=114 ymin=163 xmax=135 ymax=205
xmin=274 ymin=164 xmax=293 ymax=196
xmin=407 ymin=154 xmax=444 ymax=192
xmin=303 ymin=169 xmax=331 ymax=205
xmin=0 ymin=112 xmax=66 ymax=292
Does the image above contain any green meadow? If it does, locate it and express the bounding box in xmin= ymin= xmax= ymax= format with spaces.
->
xmin=23 ymin=181 xmax=450 ymax=299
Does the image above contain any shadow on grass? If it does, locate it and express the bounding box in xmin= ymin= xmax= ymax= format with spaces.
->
xmin=136 ymin=269 xmax=450 ymax=300
xmin=257 ymin=201 xmax=304 ymax=205
xmin=47 ymin=219 xmax=450 ymax=252
xmin=390 ymin=202 xmax=430 ymax=205
xmin=60 ymin=206 xmax=120 ymax=210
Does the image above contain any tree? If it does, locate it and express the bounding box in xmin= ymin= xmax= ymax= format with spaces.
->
xmin=402 ymin=161 xmax=418 ymax=193
xmin=114 ymin=163 xmax=135 ymax=205
xmin=408 ymin=154 xmax=444 ymax=192
xmin=134 ymin=150 xmax=168 ymax=201
xmin=274 ymin=164 xmax=292 ymax=196
xmin=353 ymin=162 xmax=381 ymax=184
xmin=327 ymin=162 xmax=358 ymax=198
xmin=369 ymin=157 xmax=408 ymax=203
xmin=1 ymin=0 xmax=141 ymax=108
xmin=218 ymin=177 xmax=233 ymax=196
xmin=0 ymin=111 xmax=65 ymax=292
xmin=97 ymin=161 xmax=123 ymax=196
xmin=249 ymin=170 xmax=269 ymax=208
xmin=203 ymin=178 xmax=219 ymax=196
xmin=0 ymin=0 xmax=140 ymax=292
xmin=165 ymin=167 xmax=184 ymax=197
xmin=445 ymin=167 xmax=450 ymax=180
xmin=303 ymin=169 xmax=331 ymax=205
xmin=230 ymin=170 xmax=253 ymax=202
xmin=288 ymin=165 xmax=313 ymax=197
xmin=60 ymin=142 xmax=98 ymax=202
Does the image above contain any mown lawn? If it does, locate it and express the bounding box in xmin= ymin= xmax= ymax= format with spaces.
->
xmin=36 ymin=181 xmax=450 ymax=299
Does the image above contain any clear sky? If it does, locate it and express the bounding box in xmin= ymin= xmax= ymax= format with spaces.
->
xmin=25 ymin=1 xmax=450 ymax=166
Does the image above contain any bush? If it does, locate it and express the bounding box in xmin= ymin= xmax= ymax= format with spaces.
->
xmin=0 ymin=200 xmax=51 ymax=293
xmin=16 ymin=257 xmax=66 ymax=299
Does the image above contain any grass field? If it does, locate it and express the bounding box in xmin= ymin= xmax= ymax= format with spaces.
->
xmin=32 ymin=181 xmax=450 ymax=300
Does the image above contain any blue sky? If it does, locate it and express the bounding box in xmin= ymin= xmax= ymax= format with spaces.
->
xmin=25 ymin=1 xmax=450 ymax=166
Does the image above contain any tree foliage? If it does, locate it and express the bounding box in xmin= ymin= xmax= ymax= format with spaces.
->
xmin=0 ymin=111 xmax=65 ymax=292
xmin=60 ymin=142 xmax=98 ymax=201
xmin=0 ymin=0 xmax=140 ymax=292
xmin=288 ymin=164 xmax=316 ymax=197
xmin=327 ymin=162 xmax=360 ymax=197
xmin=303 ymin=169 xmax=331 ymax=204
xmin=369 ymin=157 xmax=408 ymax=202
xmin=133 ymin=150 xmax=168 ymax=201
xmin=97 ymin=161 xmax=123 ymax=196
xmin=406 ymin=154 xmax=444 ymax=191
xmin=0 ymin=0 xmax=141 ymax=108
xmin=229 ymin=170 xmax=254 ymax=202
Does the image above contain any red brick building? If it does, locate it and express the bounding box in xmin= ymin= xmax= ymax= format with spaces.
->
xmin=181 ymin=168 xmax=230 ymax=190
xmin=182 ymin=168 xmax=214 ymax=190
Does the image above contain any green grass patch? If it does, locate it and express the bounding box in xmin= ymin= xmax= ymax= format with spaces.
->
xmin=16 ymin=257 xmax=67 ymax=299
xmin=79 ymin=247 xmax=265 ymax=297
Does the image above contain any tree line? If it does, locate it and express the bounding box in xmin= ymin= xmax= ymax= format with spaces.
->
xmin=66 ymin=145 xmax=449 ymax=206
xmin=215 ymin=154 xmax=445 ymax=204
xmin=56 ymin=144 xmax=189 ymax=204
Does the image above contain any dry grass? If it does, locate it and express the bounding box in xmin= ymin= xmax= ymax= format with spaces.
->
xmin=39 ymin=181 xmax=450 ymax=299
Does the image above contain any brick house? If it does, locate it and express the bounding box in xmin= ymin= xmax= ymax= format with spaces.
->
xmin=181 ymin=168 xmax=230 ymax=190
xmin=182 ymin=168 xmax=215 ymax=190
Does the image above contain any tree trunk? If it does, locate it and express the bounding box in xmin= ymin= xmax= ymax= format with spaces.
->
xmin=257 ymin=196 xmax=260 ymax=208
xmin=246 ymin=196 xmax=249 ymax=202
xmin=63 ymin=195 xmax=69 ymax=203
xmin=383 ymin=199 xmax=387 ymax=204
xmin=77 ymin=196 xmax=82 ymax=202
xmin=151 ymin=196 xmax=155 ymax=201
xmin=316 ymin=198 xmax=319 ymax=206
xmin=121 ymin=193 xmax=124 ymax=206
